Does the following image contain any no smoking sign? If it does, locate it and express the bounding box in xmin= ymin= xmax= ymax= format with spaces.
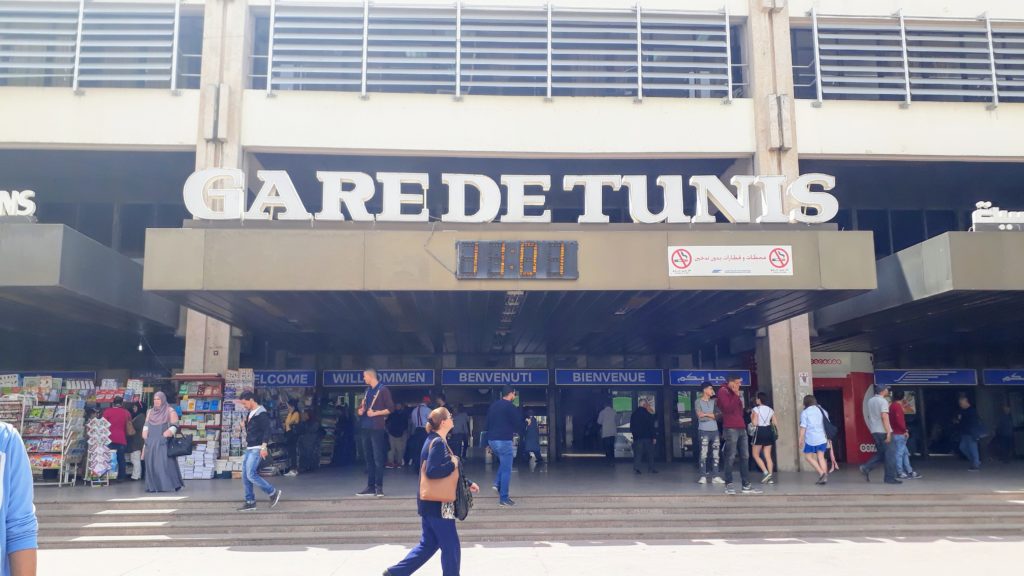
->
xmin=768 ymin=247 xmax=790 ymax=269
xmin=670 ymin=248 xmax=692 ymax=270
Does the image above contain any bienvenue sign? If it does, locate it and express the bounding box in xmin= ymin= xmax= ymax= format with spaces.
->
xmin=182 ymin=169 xmax=840 ymax=225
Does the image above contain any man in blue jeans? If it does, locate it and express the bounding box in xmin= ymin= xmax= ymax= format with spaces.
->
xmin=486 ymin=385 xmax=522 ymax=507
xmin=237 ymin=392 xmax=283 ymax=511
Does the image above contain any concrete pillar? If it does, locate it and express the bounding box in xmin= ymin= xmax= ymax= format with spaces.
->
xmin=747 ymin=0 xmax=814 ymax=472
xmin=182 ymin=0 xmax=253 ymax=374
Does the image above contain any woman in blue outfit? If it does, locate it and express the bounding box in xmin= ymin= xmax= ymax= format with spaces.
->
xmin=385 ymin=407 xmax=479 ymax=576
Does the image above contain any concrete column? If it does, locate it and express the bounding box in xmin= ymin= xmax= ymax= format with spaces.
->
xmin=747 ymin=0 xmax=814 ymax=472
xmin=182 ymin=0 xmax=253 ymax=374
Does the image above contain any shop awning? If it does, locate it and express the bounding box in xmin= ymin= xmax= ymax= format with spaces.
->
xmin=143 ymin=224 xmax=876 ymax=355
xmin=813 ymin=232 xmax=1024 ymax=352
xmin=0 ymin=223 xmax=180 ymax=339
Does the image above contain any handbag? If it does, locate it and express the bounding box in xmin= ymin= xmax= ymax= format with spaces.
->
xmin=167 ymin=432 xmax=194 ymax=458
xmin=454 ymin=458 xmax=474 ymax=521
xmin=817 ymin=406 xmax=839 ymax=440
xmin=419 ymin=438 xmax=459 ymax=503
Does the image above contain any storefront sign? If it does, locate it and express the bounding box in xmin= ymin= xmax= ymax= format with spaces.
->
xmin=669 ymin=370 xmax=750 ymax=387
xmin=668 ymin=245 xmax=793 ymax=277
xmin=555 ymin=369 xmax=664 ymax=386
xmin=811 ymin=352 xmax=874 ymax=378
xmin=983 ymin=370 xmax=1024 ymax=385
xmin=324 ymin=369 xmax=435 ymax=387
xmin=0 ymin=190 xmax=36 ymax=217
xmin=253 ymin=370 xmax=316 ymax=388
xmin=972 ymin=201 xmax=1024 ymax=231
xmin=441 ymin=369 xmax=549 ymax=386
xmin=182 ymin=169 xmax=839 ymax=225
xmin=874 ymin=369 xmax=977 ymax=386
xmin=18 ymin=371 xmax=96 ymax=382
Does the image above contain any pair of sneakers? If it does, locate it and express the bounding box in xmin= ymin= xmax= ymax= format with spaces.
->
xmin=697 ymin=475 xmax=725 ymax=485
xmin=238 ymin=489 xmax=283 ymax=511
xmin=725 ymin=483 xmax=761 ymax=495
xmin=357 ymin=486 xmax=384 ymax=498
xmin=898 ymin=471 xmax=923 ymax=479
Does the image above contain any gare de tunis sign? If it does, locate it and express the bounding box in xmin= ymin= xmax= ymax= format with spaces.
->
xmin=183 ymin=168 xmax=840 ymax=225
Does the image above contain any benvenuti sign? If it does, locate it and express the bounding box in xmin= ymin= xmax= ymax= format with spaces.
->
xmin=182 ymin=169 xmax=840 ymax=225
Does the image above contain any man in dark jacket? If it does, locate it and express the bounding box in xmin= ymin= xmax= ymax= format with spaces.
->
xmin=237 ymin=391 xmax=282 ymax=511
xmin=486 ymin=386 xmax=522 ymax=507
xmin=719 ymin=374 xmax=755 ymax=494
xmin=630 ymin=400 xmax=658 ymax=474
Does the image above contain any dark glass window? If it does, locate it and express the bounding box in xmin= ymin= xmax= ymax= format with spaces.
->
xmin=119 ymin=204 xmax=155 ymax=257
xmin=77 ymin=203 xmax=114 ymax=247
xmin=833 ymin=208 xmax=853 ymax=231
xmin=891 ymin=210 xmax=925 ymax=252
xmin=36 ymin=203 xmax=77 ymax=228
xmin=155 ymin=204 xmax=189 ymax=228
xmin=857 ymin=209 xmax=891 ymax=258
xmin=925 ymin=210 xmax=958 ymax=238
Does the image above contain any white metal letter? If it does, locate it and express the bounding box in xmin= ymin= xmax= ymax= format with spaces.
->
xmin=565 ymin=175 xmax=622 ymax=224
xmin=787 ymin=173 xmax=839 ymax=224
xmin=246 ymin=171 xmax=312 ymax=220
xmin=690 ymin=175 xmax=753 ymax=223
xmin=183 ymin=168 xmax=246 ymax=220
xmin=754 ymin=175 xmax=789 ymax=223
xmin=622 ymin=175 xmax=690 ymax=224
xmin=316 ymin=171 xmax=376 ymax=221
xmin=378 ymin=173 xmax=430 ymax=222
xmin=501 ymin=175 xmax=551 ymax=223
xmin=442 ymin=174 xmax=501 ymax=223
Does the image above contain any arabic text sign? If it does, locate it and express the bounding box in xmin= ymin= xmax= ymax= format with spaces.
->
xmin=669 ymin=370 xmax=751 ymax=387
xmin=555 ymin=370 xmax=664 ymax=386
xmin=324 ymin=369 xmax=435 ymax=387
xmin=667 ymin=245 xmax=793 ymax=277
xmin=254 ymin=370 xmax=316 ymax=388
xmin=442 ymin=370 xmax=549 ymax=386
xmin=874 ymin=369 xmax=977 ymax=386
xmin=983 ymin=370 xmax=1024 ymax=386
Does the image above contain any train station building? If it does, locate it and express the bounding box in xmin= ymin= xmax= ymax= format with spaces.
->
xmin=2 ymin=0 xmax=1023 ymax=472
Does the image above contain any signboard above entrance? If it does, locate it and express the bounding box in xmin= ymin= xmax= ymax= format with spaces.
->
xmin=555 ymin=369 xmax=664 ymax=386
xmin=667 ymin=245 xmax=793 ymax=277
xmin=874 ymin=369 xmax=977 ymax=386
xmin=982 ymin=370 xmax=1024 ymax=385
xmin=254 ymin=370 xmax=316 ymax=388
xmin=323 ymin=369 xmax=434 ymax=387
xmin=0 ymin=190 xmax=36 ymax=217
xmin=182 ymin=169 xmax=839 ymax=225
xmin=441 ymin=369 xmax=549 ymax=386
xmin=669 ymin=370 xmax=751 ymax=387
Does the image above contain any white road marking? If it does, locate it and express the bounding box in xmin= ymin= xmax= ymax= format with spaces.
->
xmin=71 ymin=535 xmax=172 ymax=542
xmin=107 ymin=496 xmax=187 ymax=502
xmin=94 ymin=509 xmax=178 ymax=515
xmin=83 ymin=521 xmax=169 ymax=528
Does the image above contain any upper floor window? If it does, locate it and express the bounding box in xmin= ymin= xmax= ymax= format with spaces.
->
xmin=0 ymin=0 xmax=203 ymax=90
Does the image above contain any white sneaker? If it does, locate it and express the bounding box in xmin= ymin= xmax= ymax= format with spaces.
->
xmin=697 ymin=476 xmax=708 ymax=484
xmin=712 ymin=476 xmax=726 ymax=485
xmin=284 ymin=470 xmax=298 ymax=477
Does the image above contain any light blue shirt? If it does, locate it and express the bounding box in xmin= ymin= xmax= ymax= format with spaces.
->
xmin=1 ymin=423 xmax=38 ymax=576
xmin=800 ymin=406 xmax=829 ymax=447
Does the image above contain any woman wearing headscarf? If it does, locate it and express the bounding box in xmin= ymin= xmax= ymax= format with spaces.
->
xmin=142 ymin=391 xmax=184 ymax=493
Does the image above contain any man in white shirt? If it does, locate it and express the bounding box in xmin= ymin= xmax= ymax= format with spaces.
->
xmin=860 ymin=384 xmax=900 ymax=485
xmin=596 ymin=401 xmax=618 ymax=461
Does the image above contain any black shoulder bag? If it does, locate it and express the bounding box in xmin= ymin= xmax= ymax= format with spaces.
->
xmin=816 ymin=406 xmax=839 ymax=440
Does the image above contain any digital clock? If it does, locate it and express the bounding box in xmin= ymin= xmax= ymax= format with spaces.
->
xmin=456 ymin=241 xmax=579 ymax=280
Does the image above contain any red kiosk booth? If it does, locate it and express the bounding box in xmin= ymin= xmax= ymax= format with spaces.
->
xmin=811 ymin=352 xmax=876 ymax=465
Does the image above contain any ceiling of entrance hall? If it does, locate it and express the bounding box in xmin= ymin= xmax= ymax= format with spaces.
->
xmin=177 ymin=288 xmax=859 ymax=356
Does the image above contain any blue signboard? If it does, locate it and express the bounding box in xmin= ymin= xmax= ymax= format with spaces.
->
xmin=669 ymin=370 xmax=751 ymax=387
xmin=983 ymin=370 xmax=1024 ymax=386
xmin=442 ymin=369 xmax=549 ymax=386
xmin=555 ymin=369 xmax=664 ymax=386
xmin=874 ymin=369 xmax=977 ymax=386
xmin=254 ymin=370 xmax=316 ymax=388
xmin=324 ymin=369 xmax=435 ymax=387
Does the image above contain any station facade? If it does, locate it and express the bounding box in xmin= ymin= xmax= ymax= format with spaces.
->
xmin=2 ymin=0 xmax=1024 ymax=471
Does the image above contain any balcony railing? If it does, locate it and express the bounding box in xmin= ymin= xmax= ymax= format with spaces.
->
xmin=794 ymin=9 xmax=1024 ymax=107
xmin=0 ymin=0 xmax=202 ymax=90
xmin=254 ymin=1 xmax=744 ymax=100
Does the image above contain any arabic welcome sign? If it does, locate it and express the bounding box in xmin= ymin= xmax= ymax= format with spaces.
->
xmin=668 ymin=245 xmax=794 ymax=277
